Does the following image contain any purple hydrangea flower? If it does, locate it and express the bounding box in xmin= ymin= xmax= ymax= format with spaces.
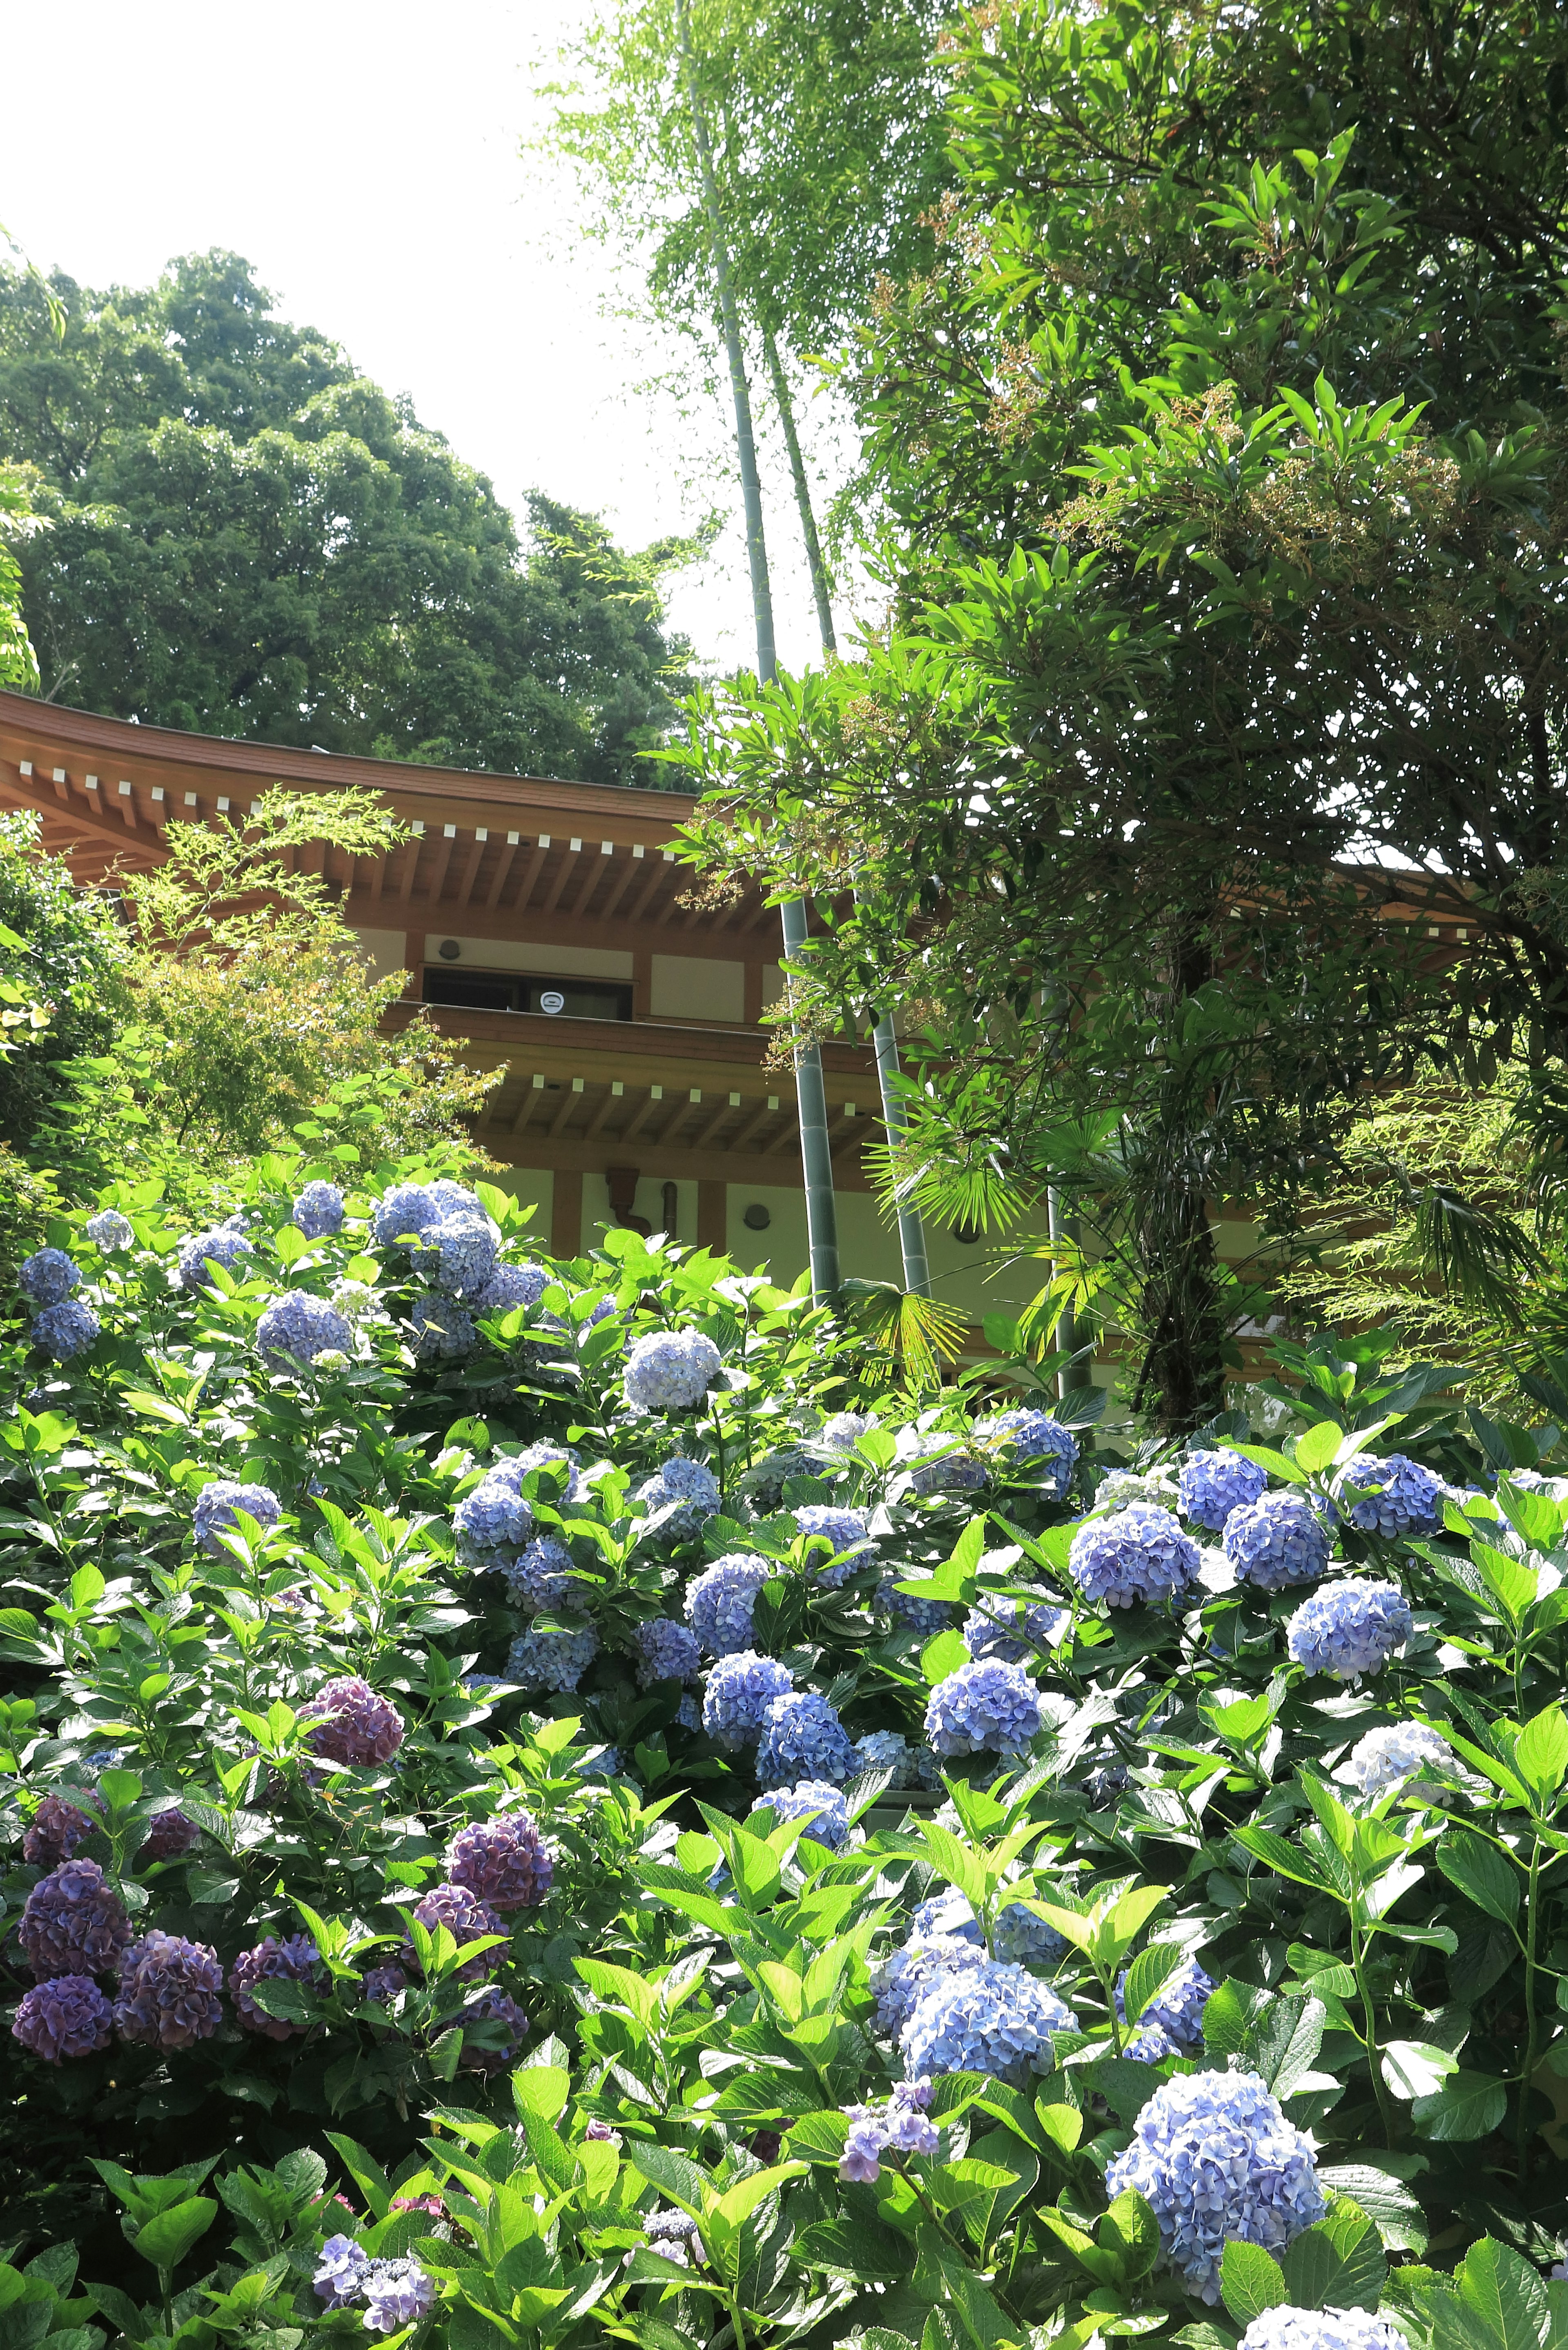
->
xmin=624 ymin=1328 xmax=722 ymax=1412
xmin=1178 ymin=1449 xmax=1269 ymax=1532
xmin=585 ymin=2117 xmax=621 ymax=2142
xmin=883 ymin=1575 xmax=958 ymax=1635
xmin=974 ymin=1408 xmax=1079 ymax=1496
xmin=506 ymin=1622 xmax=598 ymax=1692
xmin=23 ymin=1796 xmax=95 ymax=1867
xmin=372 ymin=1184 xmax=439 ymax=1249
xmin=314 ymin=2233 xmax=373 ymax=2308
xmin=1224 ymin=1490 xmax=1334 ymax=1590
xmin=475 ymin=1261 xmax=551 ymax=1314
xmin=448 ymin=1812 xmax=553 ymax=1911
xmin=1116 ymin=1957 xmax=1216 ymax=2057
xmin=408 ymin=1292 xmax=476 ymax=1359
xmin=1339 ymin=1453 xmax=1445 ymax=1538
xmin=229 ymin=1933 xmax=321 ymax=2039
xmin=11 ymin=1974 xmax=114 ymax=2062
xmin=751 ymin=1780 xmax=851 ymax=1850
xmin=291 ymin=1181 xmax=345 ymax=1239
xmin=1287 ymin=1579 xmax=1414 ymax=1682
xmin=256 ymin=1290 xmax=354 ymax=1369
xmin=686 ymin=1553 xmax=775 ymax=1654
xmin=1239 ymin=2311 xmax=1403 ymax=2350
xmin=636 ymin=1618 xmax=702 ymax=1686
xmin=1068 ymin=1505 xmax=1203 ymax=1609
xmin=962 ymin=1595 xmax=1071 ymax=1665
xmin=838 ymin=2078 xmax=940 ymax=2180
xmin=924 ymin=1659 xmax=1044 ymax=1757
xmin=86 ymin=1209 xmax=135 ymax=1250
xmin=872 ymin=1932 xmax=986 ymax=2033
xmin=32 ymin=1300 xmax=100 ymax=1360
xmin=794 ymin=1505 xmax=874 ymax=1585
xmin=637 ymin=1455 xmax=721 ymax=1530
xmin=756 ymin=1691 xmax=858 ymax=1789
xmin=1341 ymin=1720 xmax=1452 ymax=1800
xmin=403 ymin=1883 xmax=506 ymax=1981
xmin=302 ymin=1677 xmax=405 ymax=1766
xmin=895 ymin=1427 xmax=989 ymax=1495
xmin=135 ymin=1808 xmax=199 ymax=1866
xmin=194 ymin=1479 xmax=282 ymax=1557
xmin=1104 ymin=2069 xmax=1325 ymax=2301
xmin=901 ymin=1958 xmax=1078 ymax=2085
xmin=459 ymin=1989 xmax=531 ymax=2078
xmin=360 ymin=1962 xmax=409 ymax=2009
xmin=177 ymin=1225 xmax=253 ymax=1292
xmin=19 ymin=1860 xmax=131 ymax=1980
xmin=703 ymin=1651 xmax=794 ymax=1747
xmin=499 ymin=1535 xmax=576 ymax=1612
xmin=841 ymin=2111 xmax=893 ymax=2181
xmin=114 ymin=1930 xmax=225 ymax=2048
xmin=19 ymin=1248 xmax=80 ymax=1305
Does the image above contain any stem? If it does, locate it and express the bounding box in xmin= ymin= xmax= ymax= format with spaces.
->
xmin=1099 ymin=1964 xmax=1124 ymax=2055
xmin=762 ymin=327 xmax=835 ymax=657
xmin=1518 ymin=1837 xmax=1542 ymax=2187
xmin=1350 ymin=1911 xmax=1399 ymax=2145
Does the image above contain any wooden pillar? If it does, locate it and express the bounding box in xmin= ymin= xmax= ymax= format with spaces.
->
xmin=633 ymin=947 xmax=652 ymax=1020
xmin=551 ymin=1168 xmax=583 ymax=1259
xmin=697 ymin=1179 xmax=726 ymax=1256
xmin=402 ymin=928 xmax=423 ymax=998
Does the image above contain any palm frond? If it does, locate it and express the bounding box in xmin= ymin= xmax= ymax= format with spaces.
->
xmin=839 ymin=1278 xmax=969 ymax=1389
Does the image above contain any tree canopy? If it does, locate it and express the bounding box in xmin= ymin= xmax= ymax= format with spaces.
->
xmin=0 ymin=249 xmax=702 ymax=785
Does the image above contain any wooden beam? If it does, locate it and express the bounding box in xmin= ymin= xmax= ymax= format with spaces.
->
xmin=568 ymin=848 xmax=610 ymax=918
xmin=627 ymin=860 xmax=671 ymax=923
xmin=617 ymin=1089 xmax=662 ymax=1144
xmin=425 ymin=831 xmax=459 ymax=908
xmin=547 ymin=1084 xmax=581 ymax=1138
xmin=512 ymin=837 xmax=552 ymax=911
xmin=581 ymin=1087 xmax=622 ymax=1140
xmin=457 ymin=838 xmax=486 ymax=907
xmin=0 ymin=769 xmax=167 ymax=859
xmin=484 ymin=836 xmax=521 ymax=911
xmin=540 ymin=844 xmax=581 ymax=915
xmin=599 ymin=851 xmax=644 ymax=922
xmin=510 ymin=1080 xmax=543 ymax=1137
xmin=398 ymin=835 xmax=423 ymax=903
xmin=731 ymin=1099 xmax=782 ymax=1153
xmin=690 ymin=1098 xmax=737 ymax=1152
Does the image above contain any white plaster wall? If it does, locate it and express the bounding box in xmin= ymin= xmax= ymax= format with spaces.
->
xmin=351 ymin=927 xmax=410 ymax=984
xmin=650 ymin=954 xmax=745 ymax=1022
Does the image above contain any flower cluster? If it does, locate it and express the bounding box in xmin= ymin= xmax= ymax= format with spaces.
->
xmin=757 ymin=1691 xmax=858 ymax=1788
xmin=1223 ymin=1490 xmax=1333 ymax=1590
xmin=256 ymin=1288 xmax=354 ymax=1369
xmin=475 ymin=1260 xmax=551 ymax=1314
xmin=1178 ymin=1448 xmax=1268 ymax=1531
xmin=403 ymin=1884 xmax=505 ymax=1980
xmin=872 ymin=1932 xmax=987 ymax=2034
xmin=454 ymin=1458 xmax=537 ymax=1557
xmin=303 ymin=1677 xmax=405 ymax=1767
xmin=686 ymin=1553 xmax=775 ymax=1654
xmin=1339 ymin=1452 xmax=1444 ymax=1537
xmin=314 ymin=2240 xmax=435 ymax=2332
xmin=1105 ymin=2069 xmax=1325 ymax=2301
xmin=499 ymin=1534 xmax=575 ymax=1612
xmin=925 ymin=1660 xmax=1044 ymax=1757
xmin=115 ymin=1931 xmax=225 ymax=2049
xmin=820 ymin=1410 xmax=878 ymax=1452
xmin=407 ymin=1293 xmax=475 ymax=1359
xmin=193 ymin=1478 xmax=282 ymax=1557
xmin=1287 ymin=1579 xmax=1414 ymax=1682
xmin=228 ymin=1934 xmax=322 ymax=2039
xmin=854 ymin=1730 xmax=931 ymax=1787
xmin=1238 ymin=2312 xmax=1403 ymax=2350
xmin=506 ymin=1622 xmax=598 ymax=1692
xmin=840 ymin=2077 xmax=939 ymax=2180
xmin=19 ymin=1860 xmax=131 ymax=1980
xmin=138 ymin=1806 xmax=199 ymax=1865
xmin=703 ymin=1652 xmax=794 ymax=1747
xmin=1341 ymin=1720 xmax=1451 ymax=1800
xmin=962 ymin=1595 xmax=1071 ymax=1665
xmin=637 ymin=1455 xmax=721 ymax=1530
xmin=11 ymin=1973 xmax=114 ymax=2062
xmin=624 ymin=1328 xmax=722 ymax=1411
xmin=1117 ymin=1957 xmax=1216 ymax=2061
xmin=291 ymin=1179 xmax=345 ymax=1238
xmin=901 ymin=1958 xmax=1077 ymax=2086
xmin=635 ymin=1617 xmax=702 ymax=1686
xmin=751 ymin=1780 xmax=851 ymax=1850
xmin=86 ymin=1208 xmax=134 ymax=1250
xmin=19 ymin=1247 xmax=80 ymax=1305
xmin=1069 ymin=1504 xmax=1202 ymax=1609
xmin=794 ymin=1504 xmax=873 ymax=1584
xmin=448 ymin=1811 xmax=553 ymax=1910
xmin=177 ymin=1224 xmax=253 ymax=1291
xmin=895 ymin=1426 xmax=988 ymax=1495
xmin=459 ymin=1986 xmax=531 ymax=2076
xmin=882 ymin=1573 xmax=958 ymax=1635
xmin=32 ymin=1300 xmax=100 ymax=1360
xmin=373 ymin=1183 xmax=440 ymax=1247
xmin=23 ymin=1794 xmax=94 ymax=1866
xmin=973 ymin=1408 xmax=1079 ymax=1496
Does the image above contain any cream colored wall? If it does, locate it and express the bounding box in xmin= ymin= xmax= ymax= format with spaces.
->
xmin=650 ymin=954 xmax=746 ymax=1022
xmin=581 ymin=1172 xmax=699 ymax=1252
xmin=424 ymin=934 xmax=633 ymax=979
xmin=351 ymin=927 xmax=410 ymax=984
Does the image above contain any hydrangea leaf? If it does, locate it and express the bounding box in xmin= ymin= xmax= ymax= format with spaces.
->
xmin=1218 ymin=2239 xmax=1288 ymax=2325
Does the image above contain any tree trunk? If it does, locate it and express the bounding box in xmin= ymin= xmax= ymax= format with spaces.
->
xmin=762 ymin=329 xmax=836 ymax=657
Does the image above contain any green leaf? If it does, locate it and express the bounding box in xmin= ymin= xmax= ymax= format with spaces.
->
xmin=1515 ymin=1708 xmax=1568 ymax=1801
xmin=628 ymin=2143 xmax=708 ymax=2212
xmin=1294 ymin=1423 xmax=1343 ymax=1474
xmin=1382 ymin=2040 xmax=1460 ymax=2100
xmin=1120 ymin=1942 xmax=1187 ymax=2025
xmin=793 ymin=2220 xmax=908 ymax=2281
xmin=1410 ymin=2069 xmax=1509 ymax=2142
xmin=325 ymin=2133 xmax=392 ymax=2220
xmin=1434 ymin=1835 xmax=1521 ymax=1927
xmin=920 ymin=1628 xmax=971 ymax=1686
xmin=1098 ymin=2190 xmax=1160 ymax=2281
xmin=1317 ymin=2164 xmax=1429 ymax=2253
xmin=1454 ymin=2236 xmax=1550 ymax=2350
xmin=130 ymin=2198 xmax=217 ymax=2273
xmin=1219 ymin=2241 xmax=1288 ymax=2325
xmin=1281 ymin=2205 xmax=1386 ymax=2312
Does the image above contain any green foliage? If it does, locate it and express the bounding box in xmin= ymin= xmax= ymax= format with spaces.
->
xmin=0 ymin=813 xmax=122 ymax=1153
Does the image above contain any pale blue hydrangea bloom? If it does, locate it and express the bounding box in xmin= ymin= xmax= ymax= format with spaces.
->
xmin=794 ymin=1505 xmax=874 ymax=1585
xmin=901 ymin=1958 xmax=1077 ymax=2086
xmin=686 ymin=1554 xmax=775 ymax=1654
xmin=1341 ymin=1720 xmax=1451 ymax=1800
xmin=86 ymin=1209 xmax=135 ymax=1250
xmin=419 ymin=1212 xmax=500 ymax=1300
xmin=756 ymin=1691 xmax=858 ymax=1788
xmin=499 ymin=1536 xmax=575 ymax=1613
xmin=962 ymin=1595 xmax=1071 ymax=1664
xmin=1239 ymin=2311 xmax=1403 ymax=2350
xmin=426 ymin=1178 xmax=483 ymax=1216
xmin=853 ymin=1729 xmax=921 ymax=1786
xmin=194 ymin=1480 xmax=281 ymax=1556
xmin=702 ymin=1651 xmax=794 ymax=1748
xmin=677 ymin=1693 xmax=701 ymax=1731
xmin=1116 ymin=1957 xmax=1216 ymax=2058
xmin=177 ymin=1226 xmax=253 ymax=1292
xmin=290 ymin=1181 xmax=344 ymax=1238
xmin=474 ymin=1261 xmax=551 ymax=1314
xmin=910 ymin=1892 xmax=984 ymax=1947
xmin=1068 ymin=1504 xmax=1203 ymax=1609
xmin=895 ymin=1426 xmax=988 ymax=1495
xmin=372 ymin=1183 xmax=438 ymax=1249
xmin=974 ymin=1408 xmax=1079 ymax=1496
xmin=635 ymin=1618 xmax=702 ymax=1686
xmin=637 ymin=1456 xmax=721 ymax=1531
xmin=872 ymin=1931 xmax=986 ymax=2033
xmin=1287 ymin=1579 xmax=1414 ymax=1682
xmin=505 ymin=1622 xmax=598 ymax=1693
xmin=313 ymin=2233 xmax=372 ymax=2308
xmin=256 ymin=1291 xmax=354 ymax=1369
xmin=1178 ymin=1448 xmax=1269 ymax=1531
xmin=819 ymin=1411 xmax=879 ymax=1452
xmin=1223 ymin=1490 xmax=1333 ymax=1590
xmin=361 ymin=2258 xmax=436 ymax=2334
xmin=912 ymin=1887 xmax=1066 ymax=1966
xmin=18 ymin=1248 xmax=80 ymax=1305
xmin=407 ymin=1294 xmax=475 ymax=1359
xmin=509 ymin=1441 xmax=582 ymax=1500
xmin=624 ymin=1328 xmax=722 ymax=1411
xmin=1339 ymin=1452 xmax=1444 ymax=1537
xmin=32 ymin=1301 xmax=100 ymax=1361
xmin=751 ymin=1780 xmax=851 ymax=1850
xmin=454 ymin=1461 xmax=537 ymax=1557
xmin=924 ymin=1659 xmax=1044 ymax=1757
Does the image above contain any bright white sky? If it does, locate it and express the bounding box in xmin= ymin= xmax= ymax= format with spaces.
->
xmin=3 ymin=0 xmax=844 ymax=682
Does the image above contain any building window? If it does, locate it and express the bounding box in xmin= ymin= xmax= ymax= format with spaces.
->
xmin=421 ymin=967 xmax=633 ymax=1021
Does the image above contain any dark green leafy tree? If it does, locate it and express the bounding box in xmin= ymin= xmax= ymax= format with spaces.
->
xmin=0 ymin=250 xmax=700 ymax=786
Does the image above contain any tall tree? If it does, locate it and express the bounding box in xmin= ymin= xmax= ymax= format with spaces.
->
xmin=0 ymin=250 xmax=702 ymax=786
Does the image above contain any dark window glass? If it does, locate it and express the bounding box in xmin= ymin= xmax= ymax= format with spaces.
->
xmin=421 ymin=968 xmax=632 ymax=1021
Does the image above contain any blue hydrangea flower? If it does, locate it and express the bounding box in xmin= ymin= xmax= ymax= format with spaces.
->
xmin=911 ymin=1892 xmax=985 ymax=1947
xmin=702 ymin=1651 xmax=795 ymax=1748
xmin=291 ymin=1181 xmax=345 ymax=1238
xmin=872 ymin=1932 xmax=987 ymax=2034
xmin=624 ymin=1328 xmax=722 ymax=1411
xmin=178 ymin=1225 xmax=254 ymax=1292
xmin=994 ymin=1900 xmax=1069 ymax=1966
xmin=426 ymin=1178 xmax=482 ymax=1216
xmin=510 ymin=1441 xmax=582 ymax=1500
xmin=901 ymin=1958 xmax=1078 ymax=2086
xmin=475 ymin=1261 xmax=550 ymax=1314
xmin=882 ymin=1575 xmax=958 ymax=1635
xmin=454 ymin=1461 xmax=537 ymax=1557
xmin=686 ymin=1553 xmax=775 ymax=1654
xmin=895 ymin=1426 xmax=988 ymax=1495
xmin=505 ymin=1622 xmax=598 ymax=1693
xmin=751 ymin=1780 xmax=851 ymax=1850
xmin=1069 ymin=1505 xmax=1203 ymax=1610
xmin=31 ymin=1301 xmax=100 ymax=1361
xmin=314 ymin=2233 xmax=372 ymax=2308
xmin=18 ymin=1248 xmax=80 ymax=1306
xmin=1178 ymin=1449 xmax=1269 ymax=1532
xmin=924 ymin=1659 xmax=1044 ymax=1757
xmin=361 ymin=2258 xmax=436 ymax=2334
xmin=1104 ymin=2069 xmax=1325 ymax=2302
xmin=572 ymin=1745 xmax=620 ymax=1780
xmin=256 ymin=1290 xmax=354 ymax=1370
xmin=194 ymin=1479 xmax=281 ymax=1556
xmin=1116 ymin=1957 xmax=1215 ymax=2057
xmin=794 ymin=1505 xmax=874 ymax=1585
xmin=756 ymin=1691 xmax=859 ymax=1788
xmin=85 ymin=1209 xmax=134 ymax=1250
xmin=853 ymin=1730 xmax=921 ymax=1786
xmin=1238 ymin=2310 xmax=1403 ymax=2350
xmin=636 ymin=1619 xmax=702 ymax=1686
xmin=1224 ymin=1490 xmax=1334 ymax=1590
xmin=1287 ymin=1579 xmax=1414 ymax=1682
xmin=677 ymin=1693 xmax=701 ymax=1731
xmin=962 ymin=1595 xmax=1071 ymax=1664
xmin=638 ymin=1456 xmax=721 ymax=1531
xmin=820 ymin=1411 xmax=878 ymax=1452
xmin=974 ymin=1408 xmax=1079 ymax=1497
xmin=742 ymin=1444 xmax=821 ymax=1509
xmin=500 ymin=1536 xmax=576 ymax=1613
xmin=373 ymin=1183 xmax=439 ymax=1248
xmin=420 ymin=1212 xmax=500 ymax=1299
xmin=1341 ymin=1720 xmax=1452 ymax=1800
xmin=1338 ymin=1452 xmax=1444 ymax=1537
xmin=408 ymin=1293 xmax=476 ymax=1359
